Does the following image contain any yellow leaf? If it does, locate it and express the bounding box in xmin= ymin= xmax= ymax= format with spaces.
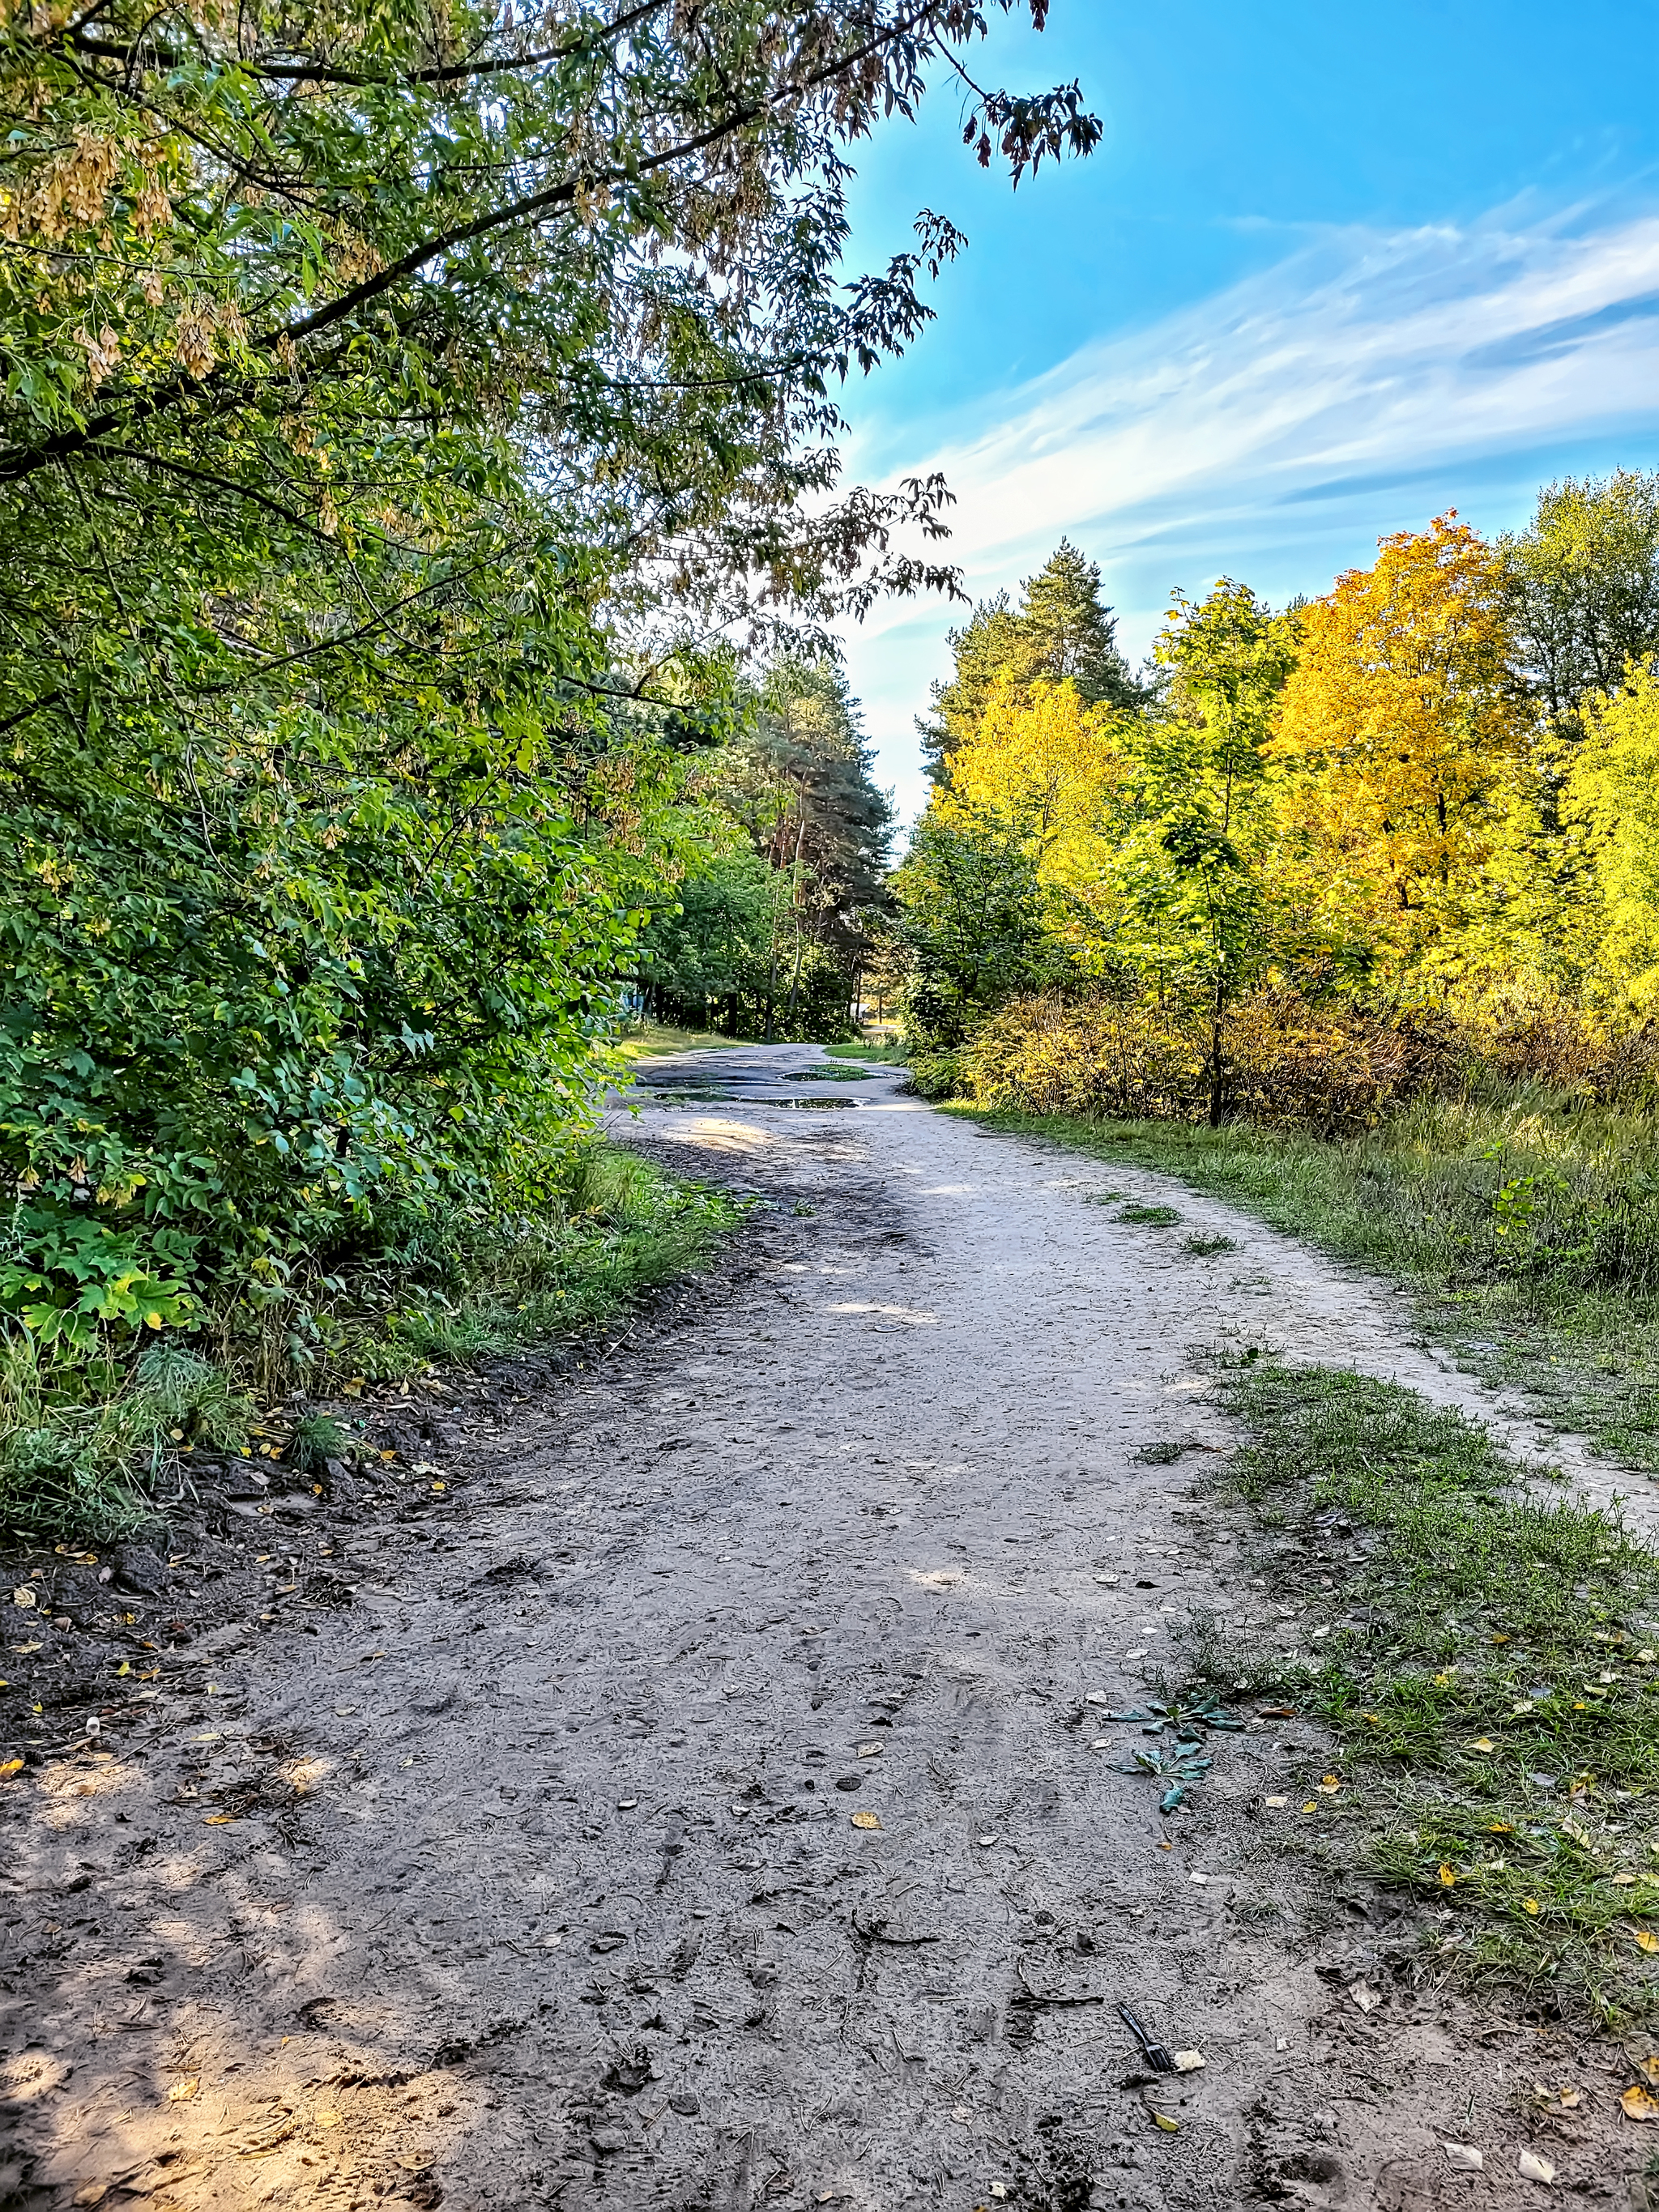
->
xmin=168 ymin=2078 xmax=198 ymax=2103
xmin=432 ymin=1481 xmax=446 ymax=1493
xmin=1468 ymin=1737 xmax=1495 ymax=1753
xmin=1523 ymin=1897 xmax=1541 ymax=1914
xmin=1623 ymin=2084 xmax=1659 ymax=2122
xmin=1439 ymin=1864 xmax=1457 ymax=1887
xmin=850 ymin=1811 xmax=881 ymax=1831
xmin=203 ymin=1813 xmax=237 ymax=1826
xmin=0 ymin=1758 xmax=23 ymax=1777
xmin=1152 ymin=2113 xmax=1179 ymax=2133
xmin=1633 ymin=1929 xmax=1659 ymax=1953
xmin=316 ymin=2110 xmax=342 ymax=2128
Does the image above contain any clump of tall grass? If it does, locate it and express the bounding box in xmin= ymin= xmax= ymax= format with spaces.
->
xmin=0 ymin=1338 xmax=251 ymax=1538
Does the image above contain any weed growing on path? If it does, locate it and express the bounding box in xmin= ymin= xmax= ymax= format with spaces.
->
xmin=1201 ymin=1360 xmax=1659 ymax=2022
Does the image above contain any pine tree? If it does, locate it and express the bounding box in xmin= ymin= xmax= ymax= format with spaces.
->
xmin=918 ymin=540 xmax=1142 ymax=777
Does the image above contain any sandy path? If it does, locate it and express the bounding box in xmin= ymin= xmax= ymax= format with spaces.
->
xmin=3 ymin=1050 xmax=1632 ymax=2210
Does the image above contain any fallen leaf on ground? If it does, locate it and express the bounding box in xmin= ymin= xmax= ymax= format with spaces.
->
xmin=850 ymin=1811 xmax=881 ymax=1831
xmin=1620 ymin=2084 xmax=1659 ymax=2121
xmin=1348 ymin=1982 xmax=1379 ymax=2014
xmin=1439 ymin=1864 xmax=1458 ymax=1886
xmin=1517 ymin=2149 xmax=1555 ymax=2182
xmin=1172 ymin=2051 xmax=1205 ymax=2072
xmin=1151 ymin=2114 xmax=1179 ymax=2133
xmin=168 ymin=2078 xmax=198 ymax=2102
xmin=1441 ymin=2142 xmax=1483 ymax=2170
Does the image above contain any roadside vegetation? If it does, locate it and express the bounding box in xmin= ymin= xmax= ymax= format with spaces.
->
xmin=1195 ymin=1358 xmax=1659 ymax=2023
xmin=0 ymin=1147 xmax=740 ymax=1541
xmin=0 ymin=3 xmax=1098 ymax=1534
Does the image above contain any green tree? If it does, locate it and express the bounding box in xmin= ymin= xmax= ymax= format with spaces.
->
xmin=891 ymin=803 xmax=1073 ymax=1046
xmin=1503 ymin=471 xmax=1659 ymax=735
xmin=0 ymin=0 xmax=1101 ymax=1352
xmin=644 ymin=658 xmax=893 ymax=1038
xmin=1115 ymin=581 xmax=1301 ymax=1123
xmin=919 ymin=539 xmax=1141 ymax=775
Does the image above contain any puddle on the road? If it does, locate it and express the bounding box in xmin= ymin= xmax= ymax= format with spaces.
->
xmin=642 ymin=1092 xmax=861 ymax=1109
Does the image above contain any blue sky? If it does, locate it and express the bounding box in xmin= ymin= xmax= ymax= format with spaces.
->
xmin=834 ymin=0 xmax=1659 ymax=822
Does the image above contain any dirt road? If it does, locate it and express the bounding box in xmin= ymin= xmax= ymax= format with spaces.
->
xmin=3 ymin=1049 xmax=1636 ymax=2209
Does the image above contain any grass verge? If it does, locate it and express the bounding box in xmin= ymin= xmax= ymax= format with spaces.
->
xmin=1194 ymin=1357 xmax=1659 ymax=2022
xmin=614 ymin=1023 xmax=755 ymax=1058
xmin=944 ymin=1093 xmax=1659 ymax=1472
xmin=833 ymin=1041 xmax=910 ymax=1065
xmin=0 ymin=1145 xmax=740 ymax=1541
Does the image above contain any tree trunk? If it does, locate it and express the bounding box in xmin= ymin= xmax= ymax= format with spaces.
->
xmin=1208 ymin=974 xmax=1226 ymax=1128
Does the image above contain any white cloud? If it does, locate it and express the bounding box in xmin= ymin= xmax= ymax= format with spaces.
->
xmin=838 ymin=205 xmax=1659 ymax=824
xmin=862 ymin=207 xmax=1659 ymax=587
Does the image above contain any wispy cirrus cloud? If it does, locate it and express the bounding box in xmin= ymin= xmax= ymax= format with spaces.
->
xmin=842 ymin=203 xmax=1659 ymax=816
xmin=860 ymin=206 xmax=1659 ymax=586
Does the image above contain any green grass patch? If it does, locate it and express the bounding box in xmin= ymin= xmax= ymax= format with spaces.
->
xmin=372 ymin=1147 xmax=740 ymax=1372
xmin=1202 ymin=1358 xmax=1659 ymax=2021
xmin=834 ymin=1041 xmax=910 ymax=1064
xmin=945 ymin=1094 xmax=1659 ymax=1470
xmin=614 ymin=1023 xmax=756 ymax=1059
xmin=791 ymin=1063 xmax=877 ymax=1081
xmin=1116 ymin=1201 xmax=1183 ymax=1226
xmin=0 ymin=1339 xmax=253 ymax=1541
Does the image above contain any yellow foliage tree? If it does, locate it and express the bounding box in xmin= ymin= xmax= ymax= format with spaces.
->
xmin=1272 ymin=514 xmax=1532 ymax=974
xmin=936 ymin=673 xmax=1128 ymax=944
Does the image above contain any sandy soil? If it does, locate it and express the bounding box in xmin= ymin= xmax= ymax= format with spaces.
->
xmin=2 ymin=1048 xmax=1648 ymax=2210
